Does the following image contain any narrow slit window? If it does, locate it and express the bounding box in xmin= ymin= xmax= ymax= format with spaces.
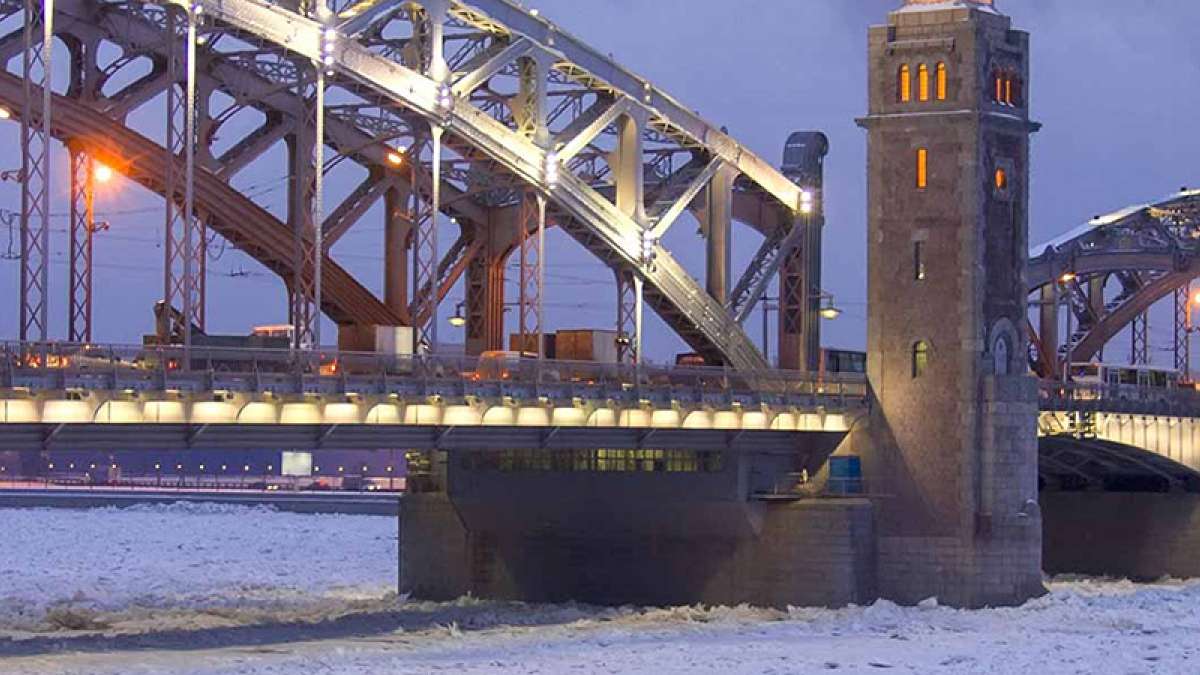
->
xmin=936 ymin=62 xmax=947 ymax=101
xmin=918 ymin=64 xmax=930 ymax=102
xmin=1005 ymin=74 xmax=1013 ymax=105
xmin=916 ymin=148 xmax=928 ymax=189
xmin=914 ymin=242 xmax=926 ymax=281
xmin=912 ymin=341 xmax=929 ymax=378
xmin=994 ymin=71 xmax=1003 ymax=103
xmin=994 ymin=167 xmax=1008 ymax=191
xmin=898 ymin=64 xmax=911 ymax=103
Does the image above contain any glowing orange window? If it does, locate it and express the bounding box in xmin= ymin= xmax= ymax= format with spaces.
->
xmin=936 ymin=62 xmax=947 ymax=101
xmin=918 ymin=64 xmax=930 ymax=102
xmin=994 ymin=168 xmax=1008 ymax=191
xmin=898 ymin=65 xmax=911 ymax=103
xmin=916 ymin=148 xmax=928 ymax=189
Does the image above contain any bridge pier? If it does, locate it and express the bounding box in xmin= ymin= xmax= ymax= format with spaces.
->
xmin=1043 ymin=491 xmax=1200 ymax=580
xmin=400 ymin=440 xmax=881 ymax=608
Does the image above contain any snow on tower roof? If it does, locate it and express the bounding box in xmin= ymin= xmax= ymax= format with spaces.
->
xmin=896 ymin=0 xmax=1001 ymax=15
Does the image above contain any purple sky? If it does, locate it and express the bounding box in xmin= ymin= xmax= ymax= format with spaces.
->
xmin=1 ymin=0 xmax=1197 ymax=365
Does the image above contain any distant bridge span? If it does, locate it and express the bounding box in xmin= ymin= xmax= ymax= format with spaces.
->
xmin=1029 ymin=189 xmax=1200 ymax=376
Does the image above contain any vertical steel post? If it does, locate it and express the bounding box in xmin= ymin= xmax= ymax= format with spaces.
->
xmin=537 ymin=194 xmax=546 ymax=359
xmin=313 ymin=68 xmax=324 ymax=349
xmin=1177 ymin=283 xmax=1192 ymax=380
xmin=616 ymin=266 xmax=639 ymax=365
xmin=68 ymin=148 xmax=94 ymax=343
xmin=19 ymin=0 xmax=53 ymax=342
xmin=516 ymin=191 xmax=542 ymax=355
xmin=162 ymin=6 xmax=203 ymax=345
xmin=1130 ymin=311 xmax=1149 ymax=366
xmin=412 ymin=128 xmax=442 ymax=353
xmin=183 ymin=8 xmax=197 ymax=352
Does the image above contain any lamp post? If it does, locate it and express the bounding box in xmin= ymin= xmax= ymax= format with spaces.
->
xmin=1058 ymin=272 xmax=1076 ymax=386
xmin=1185 ymin=289 xmax=1200 ymax=383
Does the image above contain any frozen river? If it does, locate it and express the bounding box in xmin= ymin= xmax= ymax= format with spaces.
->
xmin=1 ymin=503 xmax=1198 ymax=674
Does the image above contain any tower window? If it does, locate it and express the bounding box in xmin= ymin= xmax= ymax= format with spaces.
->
xmin=936 ymin=62 xmax=947 ymax=101
xmin=994 ymin=168 xmax=1008 ymax=191
xmin=912 ymin=341 xmax=929 ymax=378
xmin=916 ymin=148 xmax=928 ymax=189
xmin=898 ymin=64 xmax=911 ymax=103
xmin=994 ymin=70 xmax=1003 ymax=103
xmin=914 ymin=241 xmax=926 ymax=281
xmin=918 ymin=64 xmax=930 ymax=102
xmin=1005 ymin=75 xmax=1013 ymax=105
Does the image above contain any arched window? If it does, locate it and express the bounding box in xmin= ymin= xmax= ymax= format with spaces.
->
xmin=993 ymin=334 xmax=1011 ymax=376
xmin=916 ymin=148 xmax=928 ymax=189
xmin=1004 ymin=73 xmax=1014 ymax=106
xmin=936 ymin=62 xmax=948 ymax=101
xmin=918 ymin=64 xmax=930 ymax=102
xmin=898 ymin=64 xmax=911 ymax=103
xmin=993 ymin=70 xmax=1003 ymax=103
xmin=994 ymin=167 xmax=1008 ymax=191
xmin=912 ymin=341 xmax=929 ymax=378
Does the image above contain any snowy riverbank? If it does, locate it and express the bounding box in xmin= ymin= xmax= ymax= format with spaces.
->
xmin=1 ymin=503 xmax=1198 ymax=674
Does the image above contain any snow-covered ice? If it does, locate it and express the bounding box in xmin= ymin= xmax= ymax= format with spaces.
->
xmin=2 ymin=503 xmax=1199 ymax=674
xmin=0 ymin=503 xmax=397 ymax=638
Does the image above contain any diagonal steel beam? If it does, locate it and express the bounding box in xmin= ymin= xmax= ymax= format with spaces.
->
xmin=649 ymin=157 xmax=721 ymax=240
xmin=554 ymin=97 xmax=630 ymax=162
xmin=324 ymin=170 xmax=398 ymax=246
xmin=452 ymin=37 xmax=533 ymax=97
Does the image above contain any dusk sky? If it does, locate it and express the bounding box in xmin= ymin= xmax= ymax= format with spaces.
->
xmin=1 ymin=0 xmax=1197 ymax=365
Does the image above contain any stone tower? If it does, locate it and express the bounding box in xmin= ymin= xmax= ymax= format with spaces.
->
xmin=854 ymin=0 xmax=1044 ymax=606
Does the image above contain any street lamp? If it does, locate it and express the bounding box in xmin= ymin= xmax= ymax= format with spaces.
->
xmin=93 ymin=163 xmax=113 ymax=183
xmin=1182 ymin=289 xmax=1200 ymax=383
xmin=448 ymin=301 xmax=466 ymax=328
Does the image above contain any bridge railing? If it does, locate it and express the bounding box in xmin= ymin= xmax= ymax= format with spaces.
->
xmin=0 ymin=341 xmax=869 ymax=408
xmin=1038 ymin=379 xmax=1200 ymax=417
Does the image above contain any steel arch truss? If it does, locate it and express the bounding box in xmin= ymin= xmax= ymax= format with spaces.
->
xmin=3 ymin=0 xmax=816 ymax=369
xmin=1029 ymin=189 xmax=1200 ymax=377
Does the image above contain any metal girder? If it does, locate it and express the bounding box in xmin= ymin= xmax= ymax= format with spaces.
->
xmin=67 ymin=147 xmax=94 ymax=344
xmin=215 ymin=116 xmax=293 ymax=179
xmin=161 ymin=6 xmax=204 ymax=345
xmin=449 ymin=0 xmax=804 ymax=212
xmin=515 ymin=190 xmax=544 ymax=355
xmin=554 ymin=97 xmax=631 ymax=163
xmin=616 ymin=265 xmax=640 ymax=365
xmin=649 ymin=157 xmax=721 ymax=240
xmin=19 ymin=0 xmax=52 ymax=342
xmin=451 ymin=36 xmax=533 ymax=97
xmin=183 ymin=0 xmax=765 ymax=368
xmin=730 ymin=217 xmax=805 ymax=326
xmin=0 ymin=69 xmax=398 ymax=331
xmin=1176 ymin=283 xmax=1191 ymax=375
xmin=1029 ymin=190 xmax=1200 ymax=367
xmin=324 ymin=170 xmax=397 ymax=246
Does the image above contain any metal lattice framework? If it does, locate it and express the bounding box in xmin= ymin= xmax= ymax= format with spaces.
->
xmin=2 ymin=0 xmax=822 ymax=370
xmin=1029 ymin=189 xmax=1200 ymax=377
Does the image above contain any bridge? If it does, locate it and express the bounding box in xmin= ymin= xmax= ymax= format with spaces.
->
xmin=0 ymin=0 xmax=1197 ymax=609
xmin=0 ymin=342 xmax=865 ymax=452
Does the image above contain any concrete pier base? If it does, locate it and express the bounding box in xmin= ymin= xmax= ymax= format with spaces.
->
xmin=401 ymin=493 xmax=877 ymax=608
xmin=1043 ymin=491 xmax=1200 ymax=580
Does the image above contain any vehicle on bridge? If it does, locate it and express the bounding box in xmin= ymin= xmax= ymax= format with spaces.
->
xmin=1068 ymin=362 xmax=1181 ymax=390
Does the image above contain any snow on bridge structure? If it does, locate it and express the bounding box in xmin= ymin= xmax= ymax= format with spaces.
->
xmin=0 ymin=0 xmax=1197 ymax=612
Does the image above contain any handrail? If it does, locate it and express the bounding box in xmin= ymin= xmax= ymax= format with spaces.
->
xmin=0 ymin=340 xmax=869 ymax=404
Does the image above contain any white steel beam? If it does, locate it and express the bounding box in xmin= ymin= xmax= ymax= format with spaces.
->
xmin=451 ymin=37 xmax=533 ymax=97
xmin=650 ymin=158 xmax=722 ymax=240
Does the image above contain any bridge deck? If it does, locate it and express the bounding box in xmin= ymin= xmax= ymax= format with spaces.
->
xmin=0 ymin=343 xmax=867 ymax=448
